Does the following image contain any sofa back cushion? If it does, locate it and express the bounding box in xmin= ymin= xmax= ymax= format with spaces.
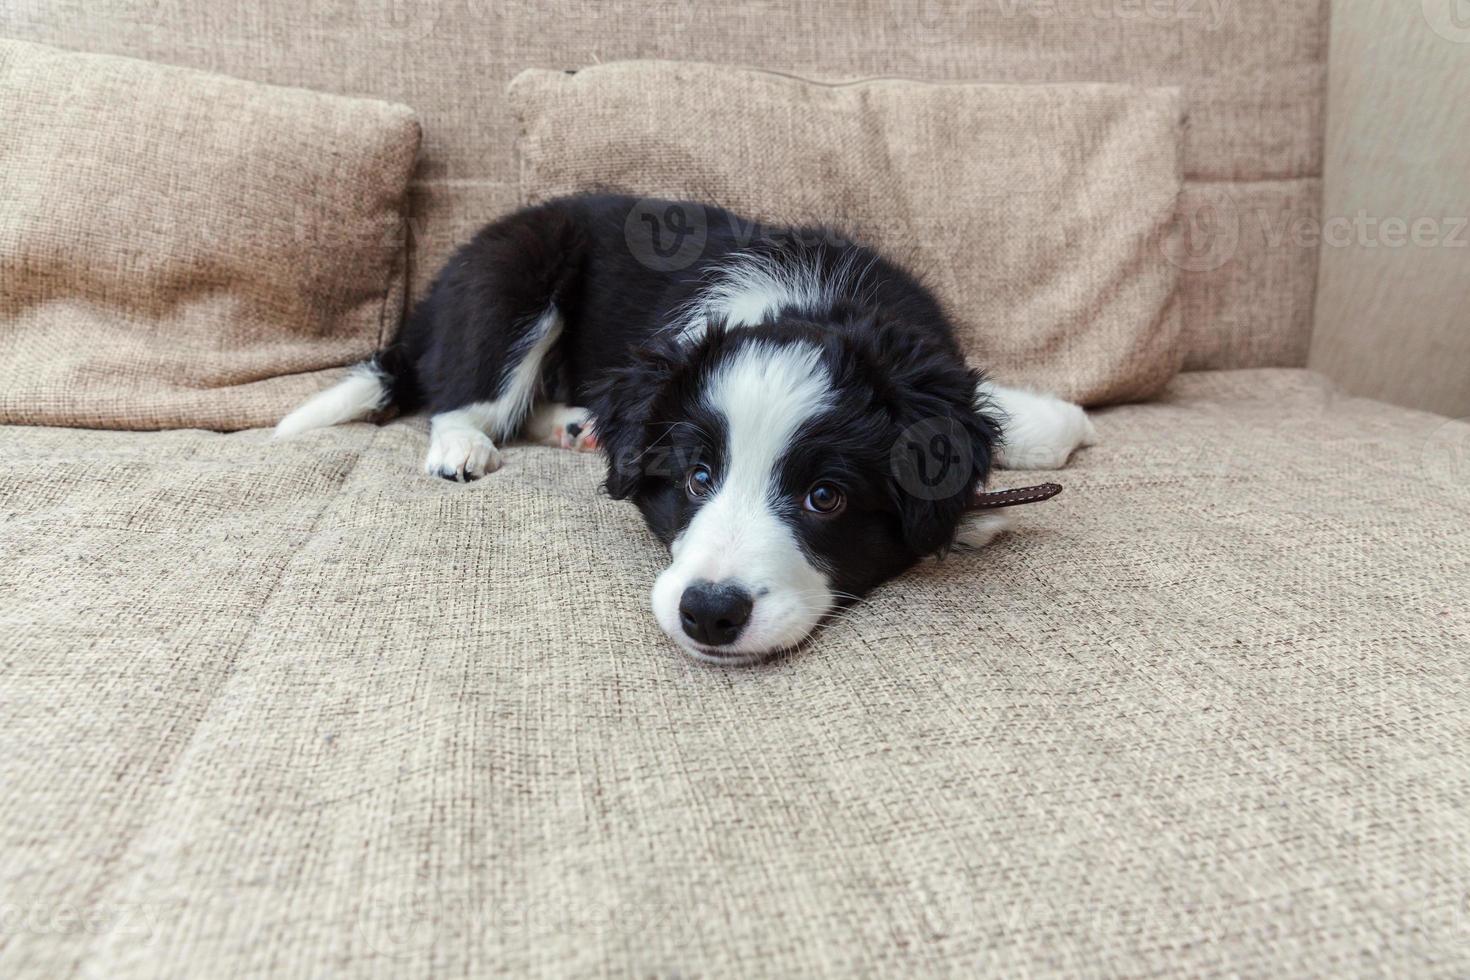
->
xmin=512 ymin=62 xmax=1184 ymax=405
xmin=0 ymin=38 xmax=420 ymax=430
xmin=0 ymin=1 xmax=1326 ymax=374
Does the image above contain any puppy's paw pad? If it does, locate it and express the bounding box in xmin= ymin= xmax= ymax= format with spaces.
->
xmin=541 ymin=407 xmax=599 ymax=452
xmin=562 ymin=420 xmax=599 ymax=453
xmin=424 ymin=430 xmax=502 ymax=482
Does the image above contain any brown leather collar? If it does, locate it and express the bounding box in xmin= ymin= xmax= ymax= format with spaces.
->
xmin=968 ymin=482 xmax=1063 ymax=511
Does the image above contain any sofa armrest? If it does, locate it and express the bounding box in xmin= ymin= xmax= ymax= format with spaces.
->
xmin=1310 ymin=0 xmax=1470 ymax=417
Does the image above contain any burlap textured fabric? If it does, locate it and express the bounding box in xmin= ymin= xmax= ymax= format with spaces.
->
xmin=511 ymin=62 xmax=1183 ymax=406
xmin=2 ymin=369 xmax=1467 ymax=976
xmin=0 ymin=38 xmax=420 ymax=430
xmin=1 ymin=0 xmax=1327 ymax=373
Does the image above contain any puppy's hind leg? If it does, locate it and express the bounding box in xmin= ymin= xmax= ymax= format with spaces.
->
xmin=978 ymin=380 xmax=1098 ymax=470
xmin=407 ymin=200 xmax=589 ymax=481
xmin=523 ymin=403 xmax=599 ymax=452
xmin=424 ymin=306 xmax=564 ymax=482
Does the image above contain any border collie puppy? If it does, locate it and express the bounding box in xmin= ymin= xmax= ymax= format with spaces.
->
xmin=275 ymin=194 xmax=1096 ymax=663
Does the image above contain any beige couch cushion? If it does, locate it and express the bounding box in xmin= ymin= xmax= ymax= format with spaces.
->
xmin=2 ymin=372 xmax=1467 ymax=975
xmin=511 ymin=61 xmax=1184 ymax=405
xmin=0 ymin=38 xmax=420 ymax=430
xmin=1 ymin=0 xmax=1327 ymax=373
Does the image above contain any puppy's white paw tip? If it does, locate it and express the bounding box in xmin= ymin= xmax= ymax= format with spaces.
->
xmin=424 ymin=430 xmax=502 ymax=482
xmin=955 ymin=512 xmax=1011 ymax=550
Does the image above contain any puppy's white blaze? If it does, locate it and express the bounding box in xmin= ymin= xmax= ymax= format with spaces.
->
xmin=652 ymin=342 xmax=836 ymax=661
xmin=273 ymin=362 xmax=389 ymax=439
xmin=672 ymin=247 xmax=873 ymax=343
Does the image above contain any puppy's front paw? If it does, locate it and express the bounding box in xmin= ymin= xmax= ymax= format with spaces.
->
xmin=424 ymin=429 xmax=502 ymax=482
xmin=954 ymin=512 xmax=1011 ymax=549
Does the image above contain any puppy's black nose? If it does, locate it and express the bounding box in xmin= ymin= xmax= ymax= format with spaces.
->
xmin=678 ymin=582 xmax=753 ymax=647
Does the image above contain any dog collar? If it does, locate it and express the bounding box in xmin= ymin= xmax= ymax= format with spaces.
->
xmin=968 ymin=482 xmax=1063 ymax=510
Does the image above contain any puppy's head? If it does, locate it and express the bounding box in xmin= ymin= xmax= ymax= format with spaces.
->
xmin=590 ymin=318 xmax=999 ymax=664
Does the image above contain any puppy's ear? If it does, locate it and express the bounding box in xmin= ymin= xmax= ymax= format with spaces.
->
xmin=890 ymin=400 xmax=999 ymax=556
xmin=586 ymin=335 xmax=686 ymax=500
xmin=873 ymin=326 xmax=1000 ymax=556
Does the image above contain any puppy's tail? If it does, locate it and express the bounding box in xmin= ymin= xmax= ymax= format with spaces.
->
xmin=272 ymin=348 xmax=413 ymax=439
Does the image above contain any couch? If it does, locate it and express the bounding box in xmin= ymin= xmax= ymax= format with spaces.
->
xmin=2 ymin=2 xmax=1467 ymax=976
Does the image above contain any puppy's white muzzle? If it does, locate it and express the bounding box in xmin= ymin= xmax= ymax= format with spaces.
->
xmin=651 ymin=489 xmax=831 ymax=664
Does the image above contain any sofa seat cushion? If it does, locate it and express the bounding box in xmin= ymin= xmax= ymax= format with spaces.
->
xmin=1 ymin=369 xmax=1467 ymax=975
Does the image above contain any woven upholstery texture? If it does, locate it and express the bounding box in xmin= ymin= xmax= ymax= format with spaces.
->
xmin=511 ymin=63 xmax=1184 ymax=406
xmin=0 ymin=38 xmax=420 ymax=429
xmin=2 ymin=369 xmax=1467 ymax=977
xmin=0 ymin=0 xmax=1328 ymax=371
xmin=5 ymin=4 xmax=1449 ymax=976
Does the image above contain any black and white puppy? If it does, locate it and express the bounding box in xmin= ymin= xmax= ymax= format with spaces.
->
xmin=275 ymin=194 xmax=1096 ymax=663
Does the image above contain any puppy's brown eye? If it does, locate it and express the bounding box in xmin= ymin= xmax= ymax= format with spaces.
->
xmin=685 ymin=463 xmax=715 ymax=499
xmin=803 ymin=482 xmax=845 ymax=515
